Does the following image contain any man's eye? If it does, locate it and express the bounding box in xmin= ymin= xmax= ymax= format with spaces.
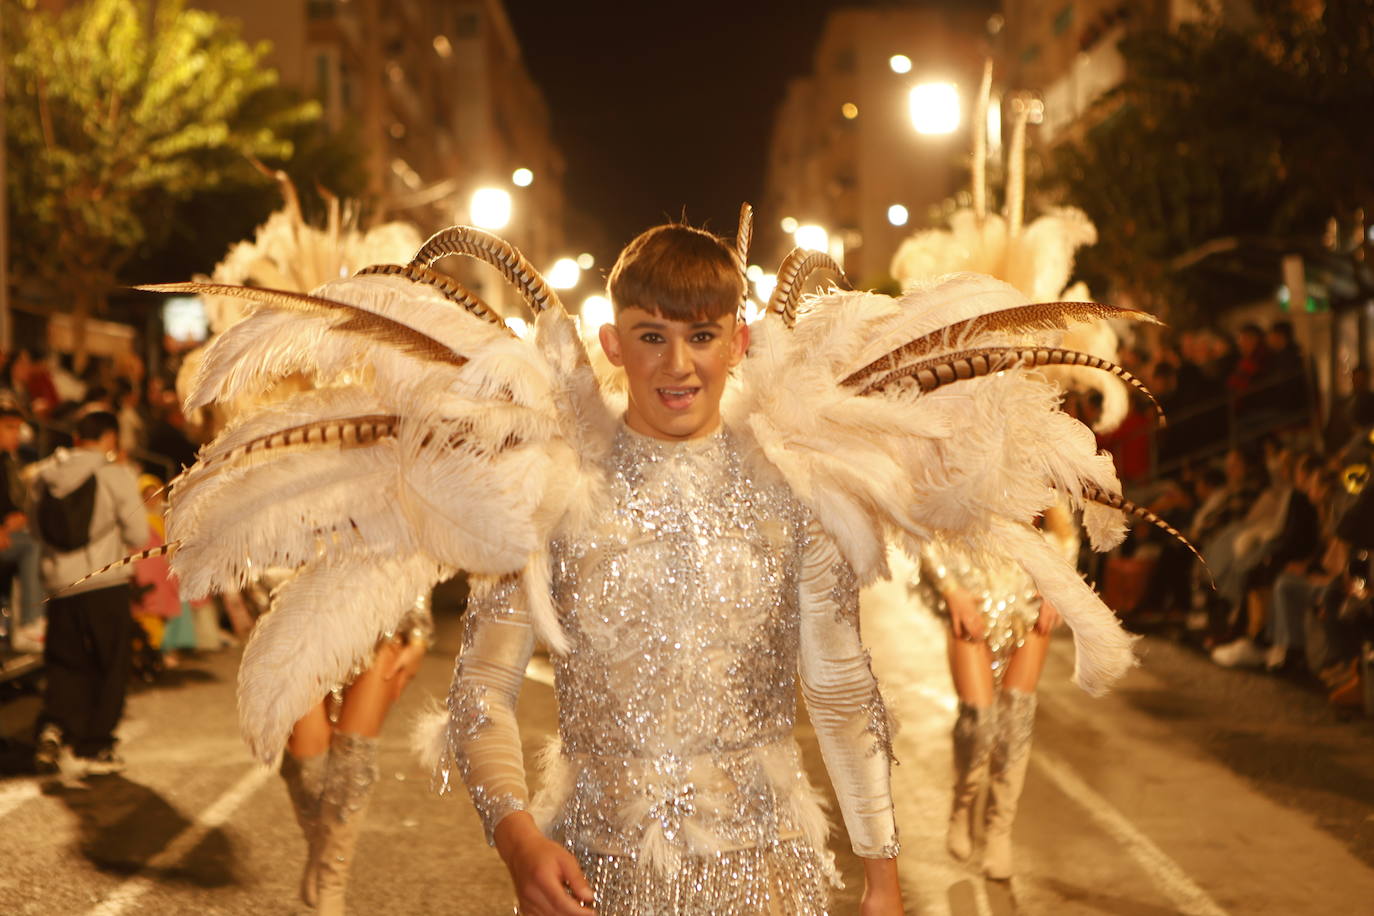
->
xmin=691 ymin=332 xmax=717 ymax=343
xmin=640 ymin=333 xmax=665 ymax=344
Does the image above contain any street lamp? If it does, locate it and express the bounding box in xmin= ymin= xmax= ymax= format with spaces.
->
xmin=470 ymin=187 xmax=512 ymax=230
xmin=887 ymin=204 xmax=909 ymax=227
xmin=909 ymin=82 xmax=961 ymax=135
xmin=511 ymin=168 xmax=533 ymax=187
xmin=889 ymin=54 xmax=912 ymax=74
xmin=794 ymin=224 xmax=829 ymax=253
xmin=581 ymin=294 xmax=614 ymax=329
xmin=548 ymin=257 xmax=581 ymax=290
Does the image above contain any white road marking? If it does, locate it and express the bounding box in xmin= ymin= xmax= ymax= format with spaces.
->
xmin=1032 ymin=747 xmax=1229 ymax=916
xmin=84 ymin=764 xmax=273 ymax=916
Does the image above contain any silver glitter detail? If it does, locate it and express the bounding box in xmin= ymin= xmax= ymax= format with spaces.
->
xmin=859 ymin=685 xmax=897 ymax=764
xmin=917 ymin=544 xmax=1041 ymax=681
xmin=951 ymin=701 xmax=996 ymax=771
xmin=581 ymin=838 xmax=832 ymax=915
xmin=450 ymin=423 xmax=898 ymax=904
xmin=993 ymin=688 xmax=1037 ymax=767
xmin=321 ymin=731 xmax=378 ymax=824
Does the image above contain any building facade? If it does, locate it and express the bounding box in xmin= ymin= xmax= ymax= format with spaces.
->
xmin=760 ymin=7 xmax=989 ymax=286
xmin=191 ymin=0 xmax=567 ymax=313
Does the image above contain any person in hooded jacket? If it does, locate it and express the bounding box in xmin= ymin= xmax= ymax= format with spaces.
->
xmin=31 ymin=409 xmax=148 ymax=777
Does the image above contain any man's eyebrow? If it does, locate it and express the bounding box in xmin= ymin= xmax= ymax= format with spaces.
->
xmin=629 ymin=320 xmax=667 ymax=330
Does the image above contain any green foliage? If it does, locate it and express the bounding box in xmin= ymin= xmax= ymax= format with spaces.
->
xmin=3 ymin=0 xmax=322 ymax=312
xmin=1043 ymin=0 xmax=1374 ymax=321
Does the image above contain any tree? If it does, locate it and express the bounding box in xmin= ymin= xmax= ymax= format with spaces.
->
xmin=1043 ymin=0 xmax=1374 ymax=323
xmin=3 ymin=0 xmax=322 ymax=351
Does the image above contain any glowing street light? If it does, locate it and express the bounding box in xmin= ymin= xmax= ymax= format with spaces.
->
xmin=511 ymin=167 xmax=534 ymax=187
xmin=887 ymin=204 xmax=909 ymax=227
xmin=780 ymin=216 xmax=798 ymax=234
xmin=841 ymin=102 xmax=859 ymax=120
xmin=909 ymin=82 xmax=961 ymax=135
xmin=470 ymin=187 xmax=512 ymax=229
xmin=889 ymin=54 xmax=912 ymax=74
xmin=548 ymin=257 xmax=581 ymax=290
xmin=576 ymin=252 xmax=595 ymax=270
xmin=794 ymin=224 xmax=829 ymax=253
xmin=746 ymin=264 xmax=763 ymax=282
xmin=581 ymin=294 xmax=614 ymax=329
xmin=754 ymin=273 xmax=778 ymax=305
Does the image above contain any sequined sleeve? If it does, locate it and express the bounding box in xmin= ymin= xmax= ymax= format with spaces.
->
xmin=797 ymin=519 xmax=901 ymax=859
xmin=440 ymin=574 xmax=536 ymax=844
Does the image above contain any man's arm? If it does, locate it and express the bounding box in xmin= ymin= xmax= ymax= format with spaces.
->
xmin=442 ymin=574 xmax=594 ymax=916
xmin=109 ymin=466 xmax=149 ymax=549
xmin=797 ymin=519 xmax=902 ymax=912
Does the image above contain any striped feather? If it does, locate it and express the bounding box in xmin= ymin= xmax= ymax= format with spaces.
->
xmin=1081 ymin=483 xmax=1210 ymax=577
xmin=840 ymin=300 xmax=1159 ymax=388
xmin=353 ymin=263 xmax=510 ymax=330
xmin=54 ymin=543 xmax=180 ymax=597
xmin=410 ymin=226 xmax=562 ymax=316
xmin=140 ymin=281 xmax=468 ymax=369
xmin=858 ymin=345 xmax=1165 ymax=423
xmin=767 ymin=248 xmax=852 ymax=328
xmin=735 ymin=203 xmax=754 ymax=322
xmin=180 ymin=414 xmax=399 ymax=479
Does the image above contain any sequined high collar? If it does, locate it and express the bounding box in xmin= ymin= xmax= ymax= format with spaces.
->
xmin=613 ymin=418 xmax=731 ymax=461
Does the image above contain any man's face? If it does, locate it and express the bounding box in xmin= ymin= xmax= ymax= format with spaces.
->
xmin=598 ymin=306 xmax=749 ymax=441
xmin=0 ymin=417 xmax=22 ymax=453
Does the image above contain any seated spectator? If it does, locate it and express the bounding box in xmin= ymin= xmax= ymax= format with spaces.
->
xmin=1228 ymin=324 xmax=1270 ymax=418
xmin=1213 ymin=451 xmax=1322 ymax=667
xmin=1264 ymin=321 xmax=1308 ymax=417
xmin=1324 ymin=363 xmax=1374 ymax=456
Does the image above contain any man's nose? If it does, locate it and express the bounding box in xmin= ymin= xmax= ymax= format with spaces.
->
xmin=665 ymin=338 xmax=691 ymax=374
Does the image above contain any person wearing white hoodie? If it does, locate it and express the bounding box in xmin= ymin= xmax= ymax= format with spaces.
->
xmin=31 ymin=409 xmax=148 ymax=777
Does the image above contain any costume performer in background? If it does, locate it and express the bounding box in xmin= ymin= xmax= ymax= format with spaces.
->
xmin=87 ymin=161 xmax=1185 ymax=909
xmin=889 ymin=67 xmax=1148 ymax=880
xmin=178 ymin=179 xmax=435 ymax=915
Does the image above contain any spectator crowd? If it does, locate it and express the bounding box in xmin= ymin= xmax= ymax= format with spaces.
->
xmin=0 ymin=345 xmax=256 ymax=778
xmin=1065 ymin=318 xmax=1374 ymax=711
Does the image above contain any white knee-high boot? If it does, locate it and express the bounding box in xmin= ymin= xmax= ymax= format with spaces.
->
xmin=984 ymin=689 xmax=1036 ymax=879
xmin=315 ymin=731 xmax=379 ymax=915
xmin=280 ymin=751 xmax=328 ymax=906
xmin=948 ymin=701 xmax=997 ymax=861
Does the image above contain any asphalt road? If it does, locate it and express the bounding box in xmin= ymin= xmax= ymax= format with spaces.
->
xmin=2 ymin=586 xmax=1373 ymax=915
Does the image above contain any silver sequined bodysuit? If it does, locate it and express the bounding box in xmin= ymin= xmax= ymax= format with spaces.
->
xmin=440 ymin=423 xmax=899 ymax=915
xmin=917 ymin=543 xmax=1041 ymax=682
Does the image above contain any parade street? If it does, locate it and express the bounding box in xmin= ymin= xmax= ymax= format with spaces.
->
xmin=2 ymin=591 xmax=1372 ymax=916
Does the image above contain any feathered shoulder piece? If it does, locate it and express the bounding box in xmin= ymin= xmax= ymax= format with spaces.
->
xmin=732 ymin=249 xmax=1176 ymax=695
xmin=126 ymin=222 xmax=612 ymax=762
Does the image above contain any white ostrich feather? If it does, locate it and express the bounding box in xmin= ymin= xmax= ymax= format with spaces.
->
xmin=169 ymin=439 xmax=412 ymax=597
xmin=185 ymin=274 xmax=514 ymax=412
xmin=237 ymin=552 xmax=445 ymax=762
xmin=993 ymin=519 xmax=1138 ymax=693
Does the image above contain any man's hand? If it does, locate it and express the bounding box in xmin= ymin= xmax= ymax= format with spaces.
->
xmin=946 ymin=586 xmax=985 ymax=642
xmin=494 ymin=812 xmax=596 ymax=915
xmin=860 ymin=856 xmax=904 ymax=915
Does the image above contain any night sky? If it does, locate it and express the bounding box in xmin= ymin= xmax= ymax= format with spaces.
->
xmin=506 ymin=0 xmax=996 ymax=262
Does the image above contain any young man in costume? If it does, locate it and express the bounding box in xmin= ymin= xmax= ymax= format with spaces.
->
xmin=442 ymin=224 xmax=905 ymax=915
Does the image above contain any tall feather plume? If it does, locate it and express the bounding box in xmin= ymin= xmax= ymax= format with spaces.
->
xmin=840 ymin=300 xmax=1160 ymax=388
xmin=735 ymin=202 xmax=754 ymax=321
xmin=410 ymin=225 xmax=563 ymax=316
xmin=767 ymin=248 xmax=852 ymax=328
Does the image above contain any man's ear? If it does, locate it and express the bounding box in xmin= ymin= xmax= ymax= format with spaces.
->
xmin=729 ymin=319 xmax=750 ymax=367
xmin=598 ymin=321 xmax=625 ymax=367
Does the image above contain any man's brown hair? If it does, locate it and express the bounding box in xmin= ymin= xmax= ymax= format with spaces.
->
xmin=607 ymin=224 xmax=743 ymax=321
